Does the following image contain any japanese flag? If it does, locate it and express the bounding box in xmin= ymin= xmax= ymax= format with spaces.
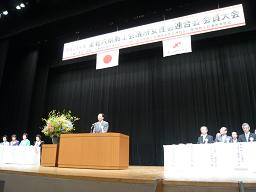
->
xmin=96 ymin=49 xmax=119 ymax=70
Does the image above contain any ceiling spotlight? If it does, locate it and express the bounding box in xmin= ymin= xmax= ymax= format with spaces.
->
xmin=3 ymin=10 xmax=8 ymax=15
xmin=16 ymin=5 xmax=21 ymax=10
xmin=20 ymin=3 xmax=25 ymax=8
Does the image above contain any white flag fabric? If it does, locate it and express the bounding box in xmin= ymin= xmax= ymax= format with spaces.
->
xmin=162 ymin=36 xmax=192 ymax=57
xmin=96 ymin=49 xmax=119 ymax=70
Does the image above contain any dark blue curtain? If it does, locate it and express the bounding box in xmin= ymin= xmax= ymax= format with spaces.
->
xmin=0 ymin=40 xmax=9 ymax=89
xmin=44 ymin=32 xmax=256 ymax=165
xmin=0 ymin=41 xmax=39 ymax=137
xmin=0 ymin=32 xmax=256 ymax=165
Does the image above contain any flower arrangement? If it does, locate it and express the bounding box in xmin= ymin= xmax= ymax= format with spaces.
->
xmin=41 ymin=110 xmax=79 ymax=138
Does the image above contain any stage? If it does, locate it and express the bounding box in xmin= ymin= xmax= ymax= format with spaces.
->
xmin=0 ymin=165 xmax=256 ymax=192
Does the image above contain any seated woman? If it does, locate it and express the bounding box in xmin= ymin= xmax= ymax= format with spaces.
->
xmin=19 ymin=133 xmax=31 ymax=146
xmin=10 ymin=134 xmax=19 ymax=146
xmin=34 ymin=134 xmax=44 ymax=147
xmin=1 ymin=135 xmax=9 ymax=146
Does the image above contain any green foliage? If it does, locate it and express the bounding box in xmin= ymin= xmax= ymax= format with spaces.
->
xmin=41 ymin=110 xmax=79 ymax=137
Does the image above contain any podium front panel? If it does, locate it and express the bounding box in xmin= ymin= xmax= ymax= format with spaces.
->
xmin=58 ymin=133 xmax=129 ymax=169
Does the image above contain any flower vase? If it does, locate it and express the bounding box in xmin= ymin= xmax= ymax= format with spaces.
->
xmin=51 ymin=136 xmax=60 ymax=144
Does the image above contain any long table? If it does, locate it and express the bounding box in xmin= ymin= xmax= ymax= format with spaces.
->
xmin=0 ymin=146 xmax=41 ymax=166
xmin=164 ymin=143 xmax=256 ymax=180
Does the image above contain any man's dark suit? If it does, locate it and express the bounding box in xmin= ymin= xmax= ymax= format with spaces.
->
xmin=215 ymin=135 xmax=232 ymax=143
xmin=238 ymin=133 xmax=256 ymax=142
xmin=197 ymin=135 xmax=214 ymax=144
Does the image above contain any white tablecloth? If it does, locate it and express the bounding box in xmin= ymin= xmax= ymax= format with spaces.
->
xmin=164 ymin=143 xmax=256 ymax=180
xmin=0 ymin=146 xmax=41 ymax=166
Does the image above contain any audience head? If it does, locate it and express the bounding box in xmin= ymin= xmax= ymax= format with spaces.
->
xmin=220 ymin=127 xmax=228 ymax=136
xmin=2 ymin=135 xmax=7 ymax=142
xmin=97 ymin=113 xmax=105 ymax=122
xmin=242 ymin=123 xmax=250 ymax=134
xmin=22 ymin=133 xmax=28 ymax=140
xmin=200 ymin=126 xmax=208 ymax=135
xmin=11 ymin=134 xmax=17 ymax=141
xmin=35 ymin=134 xmax=41 ymax=142
xmin=231 ymin=131 xmax=238 ymax=139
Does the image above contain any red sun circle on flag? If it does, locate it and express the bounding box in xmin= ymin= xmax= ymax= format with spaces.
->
xmin=103 ymin=55 xmax=112 ymax=64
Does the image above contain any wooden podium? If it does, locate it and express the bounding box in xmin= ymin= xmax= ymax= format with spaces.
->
xmin=41 ymin=144 xmax=58 ymax=167
xmin=57 ymin=133 xmax=129 ymax=169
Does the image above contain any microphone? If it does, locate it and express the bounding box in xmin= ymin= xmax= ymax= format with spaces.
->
xmin=90 ymin=123 xmax=95 ymax=133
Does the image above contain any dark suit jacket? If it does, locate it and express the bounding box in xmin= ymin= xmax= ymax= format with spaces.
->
xmin=231 ymin=139 xmax=238 ymax=143
xmin=238 ymin=133 xmax=256 ymax=142
xmin=197 ymin=135 xmax=214 ymax=144
xmin=215 ymin=135 xmax=232 ymax=143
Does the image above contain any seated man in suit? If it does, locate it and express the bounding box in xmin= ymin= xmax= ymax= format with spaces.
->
xmin=197 ymin=126 xmax=214 ymax=144
xmin=238 ymin=123 xmax=256 ymax=142
xmin=215 ymin=127 xmax=232 ymax=143
xmin=231 ymin=131 xmax=238 ymax=143
xmin=92 ymin=113 xmax=109 ymax=133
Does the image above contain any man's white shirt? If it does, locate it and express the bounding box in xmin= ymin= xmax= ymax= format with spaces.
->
xmin=201 ymin=134 xmax=207 ymax=143
xmin=245 ymin=132 xmax=250 ymax=142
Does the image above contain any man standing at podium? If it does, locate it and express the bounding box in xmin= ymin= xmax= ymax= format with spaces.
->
xmin=92 ymin=113 xmax=109 ymax=133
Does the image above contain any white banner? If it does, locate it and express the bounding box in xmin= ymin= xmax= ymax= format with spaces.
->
xmin=163 ymin=36 xmax=192 ymax=57
xmin=96 ymin=49 xmax=119 ymax=70
xmin=63 ymin=4 xmax=245 ymax=60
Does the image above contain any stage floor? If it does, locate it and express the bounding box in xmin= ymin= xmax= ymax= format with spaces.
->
xmin=0 ymin=164 xmax=256 ymax=183
xmin=0 ymin=165 xmax=163 ymax=183
xmin=0 ymin=165 xmax=256 ymax=192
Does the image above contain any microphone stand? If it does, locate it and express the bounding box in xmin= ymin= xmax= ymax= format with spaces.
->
xmin=90 ymin=124 xmax=94 ymax=133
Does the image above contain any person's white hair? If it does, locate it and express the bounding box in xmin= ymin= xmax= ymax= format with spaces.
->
xmin=242 ymin=123 xmax=250 ymax=128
